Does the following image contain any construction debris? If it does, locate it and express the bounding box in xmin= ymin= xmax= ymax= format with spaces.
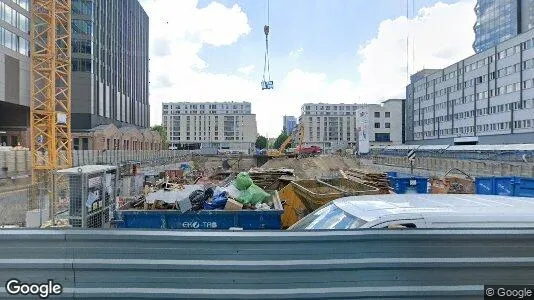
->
xmin=344 ymin=169 xmax=391 ymax=194
xmin=40 ymin=219 xmax=71 ymax=228
xmin=248 ymin=168 xmax=295 ymax=190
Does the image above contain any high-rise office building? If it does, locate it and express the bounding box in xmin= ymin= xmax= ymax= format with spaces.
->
xmin=71 ymin=0 xmax=150 ymax=131
xmin=282 ymin=116 xmax=297 ymax=135
xmin=0 ymin=0 xmax=150 ymax=148
xmin=0 ymin=0 xmax=31 ymax=146
xmin=473 ymin=0 xmax=534 ymax=53
xmin=162 ymin=102 xmax=258 ymax=153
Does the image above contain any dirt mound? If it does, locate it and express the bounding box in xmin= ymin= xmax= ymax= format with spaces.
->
xmin=260 ymin=155 xmax=361 ymax=179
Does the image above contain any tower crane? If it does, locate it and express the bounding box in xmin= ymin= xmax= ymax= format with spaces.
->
xmin=261 ymin=0 xmax=273 ymax=90
xmin=30 ymin=0 xmax=72 ymax=201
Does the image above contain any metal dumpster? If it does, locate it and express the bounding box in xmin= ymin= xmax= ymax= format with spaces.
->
xmin=387 ymin=173 xmax=429 ymax=194
xmin=319 ymin=177 xmax=380 ymax=196
xmin=291 ymin=180 xmax=344 ymax=212
xmin=475 ymin=177 xmax=534 ymax=197
xmin=114 ymin=191 xmax=283 ymax=230
xmin=279 ymin=183 xmax=307 ymax=229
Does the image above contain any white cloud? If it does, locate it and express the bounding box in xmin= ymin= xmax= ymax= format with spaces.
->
xmin=238 ymin=65 xmax=255 ymax=75
xmin=356 ymin=0 xmax=476 ymax=101
xmin=289 ymin=47 xmax=304 ymax=58
xmin=143 ymin=0 xmax=477 ymax=138
xmin=139 ymin=0 xmax=251 ymax=127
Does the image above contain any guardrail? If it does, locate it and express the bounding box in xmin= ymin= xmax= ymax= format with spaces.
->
xmin=0 ymin=228 xmax=533 ymax=298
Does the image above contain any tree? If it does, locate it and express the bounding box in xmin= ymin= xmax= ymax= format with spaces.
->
xmin=151 ymin=125 xmax=168 ymax=147
xmin=273 ymin=132 xmax=290 ymax=150
xmin=255 ymin=135 xmax=268 ymax=149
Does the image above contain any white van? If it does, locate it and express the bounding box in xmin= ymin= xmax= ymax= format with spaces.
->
xmin=289 ymin=194 xmax=534 ymax=230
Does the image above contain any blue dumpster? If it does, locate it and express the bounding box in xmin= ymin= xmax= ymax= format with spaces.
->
xmin=474 ymin=177 xmax=494 ymax=195
xmin=514 ymin=177 xmax=534 ymax=197
xmin=388 ymin=176 xmax=428 ymax=194
xmin=475 ymin=177 xmax=534 ymax=197
xmin=115 ymin=191 xmax=283 ymax=230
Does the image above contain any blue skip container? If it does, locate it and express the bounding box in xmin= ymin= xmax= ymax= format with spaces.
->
xmin=388 ymin=176 xmax=429 ymax=194
xmin=475 ymin=177 xmax=534 ymax=197
xmin=115 ymin=191 xmax=283 ymax=230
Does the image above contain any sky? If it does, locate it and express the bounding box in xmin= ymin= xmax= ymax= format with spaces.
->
xmin=139 ymin=0 xmax=476 ymax=138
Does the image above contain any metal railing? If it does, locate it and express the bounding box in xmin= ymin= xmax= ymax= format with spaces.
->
xmin=0 ymin=228 xmax=533 ymax=298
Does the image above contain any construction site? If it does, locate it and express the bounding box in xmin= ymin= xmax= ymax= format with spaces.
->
xmin=2 ymin=143 xmax=534 ymax=229
xmin=3 ymin=0 xmax=534 ymax=298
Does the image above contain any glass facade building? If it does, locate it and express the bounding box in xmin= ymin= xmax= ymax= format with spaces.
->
xmin=71 ymin=0 xmax=150 ymax=130
xmin=473 ymin=0 xmax=534 ymax=53
xmin=0 ymin=0 xmax=31 ymax=147
xmin=0 ymin=0 xmax=29 ymax=56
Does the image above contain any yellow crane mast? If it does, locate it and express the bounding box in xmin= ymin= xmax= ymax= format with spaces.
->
xmin=30 ymin=0 xmax=72 ymax=180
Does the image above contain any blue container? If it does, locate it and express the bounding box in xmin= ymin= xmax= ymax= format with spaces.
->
xmin=494 ymin=177 xmax=516 ymax=196
xmin=389 ymin=177 xmax=428 ymax=194
xmin=475 ymin=177 xmax=534 ymax=197
xmin=386 ymin=172 xmax=398 ymax=178
xmin=514 ymin=177 xmax=534 ymax=197
xmin=475 ymin=177 xmax=495 ymax=195
xmin=115 ymin=192 xmax=283 ymax=230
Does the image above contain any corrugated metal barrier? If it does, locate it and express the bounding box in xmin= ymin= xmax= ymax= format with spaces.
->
xmin=1 ymin=229 xmax=534 ymax=299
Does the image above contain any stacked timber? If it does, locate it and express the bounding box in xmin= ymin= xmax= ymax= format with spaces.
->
xmin=248 ymin=168 xmax=295 ymax=190
xmin=345 ymin=169 xmax=391 ymax=194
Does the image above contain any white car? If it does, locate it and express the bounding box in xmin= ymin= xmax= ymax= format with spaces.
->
xmin=289 ymin=194 xmax=534 ymax=230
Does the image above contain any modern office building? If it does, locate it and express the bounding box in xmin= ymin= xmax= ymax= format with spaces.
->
xmin=162 ymin=102 xmax=258 ymax=153
xmin=406 ymin=29 xmax=534 ymax=145
xmin=282 ymin=116 xmax=297 ymax=135
xmin=0 ymin=0 xmax=31 ymax=146
xmin=71 ymin=0 xmax=150 ymax=133
xmin=0 ymin=0 xmax=150 ymax=149
xmin=299 ymin=100 xmax=404 ymax=153
xmin=473 ymin=0 xmax=534 ymax=53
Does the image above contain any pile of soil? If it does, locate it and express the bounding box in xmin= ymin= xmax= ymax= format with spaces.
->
xmin=260 ymin=155 xmax=361 ymax=179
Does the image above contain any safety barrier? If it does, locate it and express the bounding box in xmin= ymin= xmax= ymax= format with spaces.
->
xmin=0 ymin=229 xmax=533 ymax=298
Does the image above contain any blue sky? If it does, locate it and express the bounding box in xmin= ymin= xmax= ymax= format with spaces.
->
xmin=197 ymin=0 xmax=457 ymax=82
xmin=142 ymin=0 xmax=475 ymax=137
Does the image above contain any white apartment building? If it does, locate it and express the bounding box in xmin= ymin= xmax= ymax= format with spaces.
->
xmin=162 ymin=102 xmax=257 ymax=153
xmin=299 ymin=100 xmax=404 ymax=153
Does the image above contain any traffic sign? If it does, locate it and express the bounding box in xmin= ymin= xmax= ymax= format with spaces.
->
xmin=407 ymin=149 xmax=416 ymax=161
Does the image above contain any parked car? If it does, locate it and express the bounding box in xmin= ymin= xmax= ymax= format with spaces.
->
xmin=288 ymin=194 xmax=534 ymax=230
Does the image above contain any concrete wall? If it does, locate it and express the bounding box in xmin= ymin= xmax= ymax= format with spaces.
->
xmin=371 ymin=155 xmax=534 ymax=177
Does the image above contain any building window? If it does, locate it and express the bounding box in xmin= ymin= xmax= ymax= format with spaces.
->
xmin=374 ymin=112 xmax=380 ymax=118
xmin=385 ymin=123 xmax=391 ymax=128
xmin=82 ymin=138 xmax=89 ymax=150
xmin=374 ymin=133 xmax=390 ymax=142
xmin=374 ymin=122 xmax=380 ymax=128
xmin=385 ymin=112 xmax=390 ymax=118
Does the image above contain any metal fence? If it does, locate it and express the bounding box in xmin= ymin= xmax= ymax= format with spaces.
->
xmin=0 ymin=228 xmax=533 ymax=299
xmin=72 ymin=150 xmax=197 ymax=167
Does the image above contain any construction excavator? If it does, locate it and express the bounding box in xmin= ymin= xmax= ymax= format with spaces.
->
xmin=267 ymin=134 xmax=293 ymax=158
xmin=266 ymin=124 xmax=322 ymax=158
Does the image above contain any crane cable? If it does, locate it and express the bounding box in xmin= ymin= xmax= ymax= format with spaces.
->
xmin=263 ymin=0 xmax=271 ymax=83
